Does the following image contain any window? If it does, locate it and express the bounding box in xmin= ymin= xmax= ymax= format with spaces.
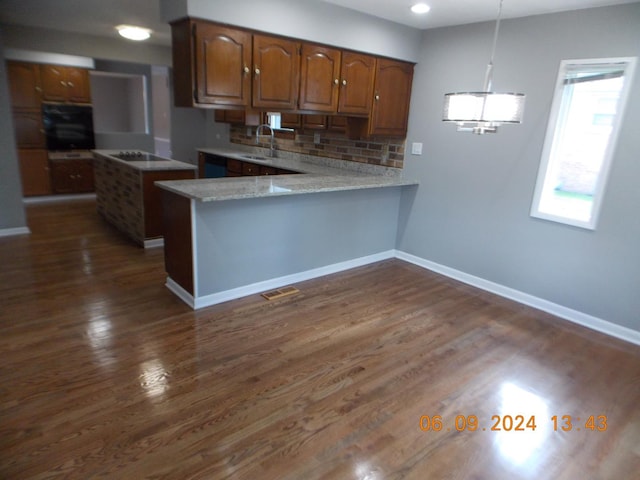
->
xmin=531 ymin=57 xmax=636 ymax=229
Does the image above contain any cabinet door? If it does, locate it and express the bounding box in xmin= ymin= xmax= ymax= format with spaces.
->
xmin=252 ymin=35 xmax=300 ymax=110
xmin=299 ymin=44 xmax=340 ymax=112
xmin=224 ymin=110 xmax=246 ymax=124
xmin=195 ymin=23 xmax=252 ymax=106
xmin=7 ymin=62 xmax=42 ymax=109
xmin=41 ymin=65 xmax=69 ymax=102
xmin=65 ymin=68 xmax=91 ymax=103
xmin=241 ymin=162 xmax=260 ymax=176
xmin=281 ymin=113 xmax=302 ymax=129
xmin=74 ymin=159 xmax=95 ymax=192
xmin=13 ymin=111 xmax=45 ymax=148
xmin=338 ymin=52 xmax=376 ymax=115
xmin=50 ymin=160 xmax=75 ymax=194
xmin=369 ymin=59 xmax=414 ymax=137
xmin=18 ymin=149 xmax=51 ymax=196
xmin=302 ymin=114 xmax=327 ymax=130
xmin=327 ymin=115 xmax=347 ymax=133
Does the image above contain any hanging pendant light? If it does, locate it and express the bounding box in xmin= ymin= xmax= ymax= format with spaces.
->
xmin=443 ymin=0 xmax=525 ymax=134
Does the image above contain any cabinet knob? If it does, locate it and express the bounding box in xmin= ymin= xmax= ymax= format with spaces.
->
xmin=342 ymin=79 xmax=347 ymax=86
xmin=244 ymin=66 xmax=250 ymax=74
xmin=375 ymin=95 xmax=380 ymax=101
xmin=255 ymin=67 xmax=261 ymax=75
xmin=67 ymin=81 xmax=74 ymax=87
xmin=35 ymin=86 xmax=42 ymax=93
xmin=334 ymin=78 xmax=339 ymax=85
xmin=60 ymin=80 xmax=67 ymax=87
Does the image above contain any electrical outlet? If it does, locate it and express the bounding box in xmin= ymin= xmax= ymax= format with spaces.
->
xmin=411 ymin=142 xmax=423 ymax=155
xmin=314 ymin=132 xmax=321 ymax=144
xmin=246 ymin=127 xmax=252 ymax=137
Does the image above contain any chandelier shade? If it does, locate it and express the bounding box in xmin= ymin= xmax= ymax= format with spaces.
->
xmin=443 ymin=92 xmax=525 ymax=126
xmin=442 ymin=0 xmax=525 ymax=134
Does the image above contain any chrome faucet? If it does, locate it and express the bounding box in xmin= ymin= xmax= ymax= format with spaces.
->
xmin=256 ymin=124 xmax=276 ymax=157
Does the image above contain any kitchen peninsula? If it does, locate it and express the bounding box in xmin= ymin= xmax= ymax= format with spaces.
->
xmin=156 ymin=148 xmax=418 ymax=309
xmin=93 ymin=150 xmax=196 ymax=247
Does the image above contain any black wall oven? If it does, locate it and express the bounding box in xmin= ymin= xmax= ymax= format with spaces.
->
xmin=42 ymin=103 xmax=96 ymax=151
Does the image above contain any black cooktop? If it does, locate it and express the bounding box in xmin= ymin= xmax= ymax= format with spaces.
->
xmin=113 ymin=151 xmax=168 ymax=162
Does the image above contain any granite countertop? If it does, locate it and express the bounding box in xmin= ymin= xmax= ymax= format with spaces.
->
xmin=93 ymin=150 xmax=197 ymax=171
xmin=156 ymin=146 xmax=418 ymax=202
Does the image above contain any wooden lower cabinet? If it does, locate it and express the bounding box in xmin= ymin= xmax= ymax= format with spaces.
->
xmin=142 ymin=170 xmax=195 ymax=239
xmin=18 ymin=150 xmax=51 ymax=196
xmin=50 ymin=158 xmax=95 ymax=194
xmin=226 ymin=158 xmax=243 ymax=176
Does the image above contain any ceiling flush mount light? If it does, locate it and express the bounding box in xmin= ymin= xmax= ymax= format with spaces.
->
xmin=411 ymin=3 xmax=431 ymax=14
xmin=116 ymin=25 xmax=152 ymax=41
xmin=442 ymin=0 xmax=525 ymax=134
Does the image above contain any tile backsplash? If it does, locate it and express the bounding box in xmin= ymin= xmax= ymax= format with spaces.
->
xmin=229 ymin=126 xmax=405 ymax=169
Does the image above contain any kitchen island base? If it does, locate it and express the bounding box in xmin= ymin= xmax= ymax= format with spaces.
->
xmin=162 ymin=186 xmax=405 ymax=309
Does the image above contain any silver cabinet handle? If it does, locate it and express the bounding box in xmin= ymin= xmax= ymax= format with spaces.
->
xmin=67 ymin=81 xmax=74 ymax=87
xmin=342 ymin=79 xmax=347 ymax=86
xmin=334 ymin=78 xmax=339 ymax=85
xmin=244 ymin=66 xmax=250 ymax=74
xmin=255 ymin=67 xmax=261 ymax=75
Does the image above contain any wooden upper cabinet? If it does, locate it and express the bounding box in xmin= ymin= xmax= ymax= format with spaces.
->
xmin=13 ymin=111 xmax=46 ymax=148
xmin=64 ymin=68 xmax=91 ymax=103
xmin=369 ymin=58 xmax=414 ymax=137
xmin=195 ymin=23 xmax=252 ymax=106
xmin=338 ymin=52 xmax=376 ymax=115
xmin=41 ymin=65 xmax=91 ymax=103
xmin=299 ymin=44 xmax=341 ymax=113
xmin=252 ymin=34 xmax=300 ymax=110
xmin=6 ymin=61 xmax=42 ymax=110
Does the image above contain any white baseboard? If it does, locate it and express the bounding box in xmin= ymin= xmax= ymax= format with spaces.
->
xmin=23 ymin=193 xmax=96 ymax=204
xmin=170 ymin=250 xmax=396 ymax=310
xmin=165 ymin=247 xmax=639 ymax=346
xmin=165 ymin=277 xmax=195 ymax=309
xmin=0 ymin=226 xmax=30 ymax=238
xmin=144 ymin=238 xmax=164 ymax=249
xmin=395 ymin=250 xmax=640 ymax=346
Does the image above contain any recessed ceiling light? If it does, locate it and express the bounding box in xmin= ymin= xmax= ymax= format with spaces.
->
xmin=116 ymin=25 xmax=152 ymax=41
xmin=411 ymin=3 xmax=431 ymax=14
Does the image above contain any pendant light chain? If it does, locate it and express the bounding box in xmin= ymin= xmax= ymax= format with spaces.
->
xmin=484 ymin=0 xmax=504 ymax=92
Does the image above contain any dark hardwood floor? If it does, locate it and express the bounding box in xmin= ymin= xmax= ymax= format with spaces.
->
xmin=1 ymin=199 xmax=639 ymax=479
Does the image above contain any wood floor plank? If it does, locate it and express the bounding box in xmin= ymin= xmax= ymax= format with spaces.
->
xmin=0 ymin=199 xmax=639 ymax=479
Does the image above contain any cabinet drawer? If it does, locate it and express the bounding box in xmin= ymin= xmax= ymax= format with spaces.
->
xmin=226 ymin=158 xmax=243 ymax=173
xmin=242 ymin=162 xmax=260 ymax=175
xmin=260 ymin=166 xmax=278 ymax=176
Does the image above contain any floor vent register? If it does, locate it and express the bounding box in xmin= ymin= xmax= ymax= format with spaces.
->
xmin=261 ymin=286 xmax=300 ymax=301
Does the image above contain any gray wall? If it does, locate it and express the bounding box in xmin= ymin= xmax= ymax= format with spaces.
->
xmin=0 ymin=28 xmax=26 ymax=230
xmin=0 ymin=24 xmax=210 ymax=166
xmin=398 ymin=3 xmax=640 ymax=330
xmin=1 ymin=24 xmax=171 ymax=66
xmin=160 ymin=0 xmax=422 ymax=62
xmin=92 ymin=60 xmax=155 ymax=152
xmin=195 ymin=187 xmax=402 ymax=296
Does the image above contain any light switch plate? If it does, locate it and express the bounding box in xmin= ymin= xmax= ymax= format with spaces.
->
xmin=411 ymin=142 xmax=423 ymax=155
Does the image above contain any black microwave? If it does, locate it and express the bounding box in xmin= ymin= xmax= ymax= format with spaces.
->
xmin=42 ymin=104 xmax=96 ymax=151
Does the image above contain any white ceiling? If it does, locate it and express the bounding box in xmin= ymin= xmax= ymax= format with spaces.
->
xmin=321 ymin=0 xmax=640 ymax=29
xmin=0 ymin=0 xmax=637 ymax=47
